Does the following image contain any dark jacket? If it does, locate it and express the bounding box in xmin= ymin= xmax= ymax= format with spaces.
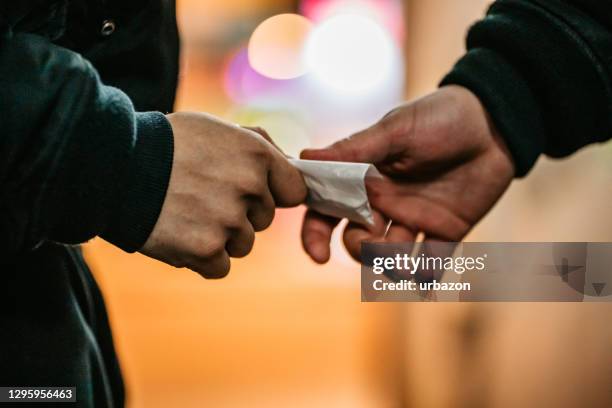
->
xmin=443 ymin=0 xmax=612 ymax=176
xmin=0 ymin=1 xmax=178 ymax=407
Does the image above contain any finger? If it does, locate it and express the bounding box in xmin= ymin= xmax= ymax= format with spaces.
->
xmin=384 ymin=223 xmax=417 ymax=243
xmin=369 ymin=182 xmax=470 ymax=242
xmin=225 ymin=219 xmax=256 ymax=258
xmin=246 ymin=191 xmax=275 ymax=232
xmin=244 ymin=126 xmax=283 ymax=152
xmin=301 ymin=210 xmax=341 ymax=263
xmin=342 ymin=210 xmax=388 ymax=261
xmin=267 ymin=149 xmax=307 ymax=207
xmin=244 ymin=127 xmax=306 ymax=206
xmin=189 ymin=251 xmax=231 ymax=279
xmin=300 ymin=119 xmax=400 ymax=163
xmin=366 ymin=177 xmax=419 ymax=244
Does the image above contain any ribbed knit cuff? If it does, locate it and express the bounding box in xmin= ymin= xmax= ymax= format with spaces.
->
xmin=440 ymin=48 xmax=546 ymax=177
xmin=101 ymin=112 xmax=174 ymax=252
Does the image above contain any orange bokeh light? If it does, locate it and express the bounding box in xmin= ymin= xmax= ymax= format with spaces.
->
xmin=248 ymin=13 xmax=313 ymax=80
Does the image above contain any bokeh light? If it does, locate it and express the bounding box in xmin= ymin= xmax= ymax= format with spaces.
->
xmin=304 ymin=14 xmax=396 ymax=94
xmin=301 ymin=0 xmax=405 ymax=42
xmin=224 ymin=46 xmax=317 ymax=117
xmin=224 ymin=47 xmax=283 ymax=103
xmin=248 ymin=13 xmax=313 ymax=80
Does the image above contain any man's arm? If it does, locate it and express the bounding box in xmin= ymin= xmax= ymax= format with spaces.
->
xmin=0 ymin=23 xmax=307 ymax=277
xmin=0 ymin=27 xmax=174 ymax=253
xmin=300 ymin=0 xmax=612 ymax=263
xmin=441 ymin=0 xmax=612 ymax=176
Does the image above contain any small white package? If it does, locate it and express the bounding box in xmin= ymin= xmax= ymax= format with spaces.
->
xmin=289 ymin=159 xmax=381 ymax=226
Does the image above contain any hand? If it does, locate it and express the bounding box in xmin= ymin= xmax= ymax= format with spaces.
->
xmin=141 ymin=112 xmax=306 ymax=278
xmin=300 ymin=85 xmax=515 ymax=263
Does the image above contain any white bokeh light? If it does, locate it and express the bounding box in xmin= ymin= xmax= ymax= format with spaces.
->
xmin=304 ymin=14 xmax=395 ymax=94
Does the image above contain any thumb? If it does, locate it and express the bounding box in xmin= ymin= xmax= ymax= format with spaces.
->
xmin=243 ymin=126 xmax=307 ymax=207
xmin=244 ymin=126 xmax=285 ymax=154
xmin=300 ymin=121 xmax=395 ymax=164
xmin=268 ymin=148 xmax=308 ymax=207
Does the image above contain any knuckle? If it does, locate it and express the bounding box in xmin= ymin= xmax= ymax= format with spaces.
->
xmin=244 ymin=230 xmax=256 ymax=246
xmin=261 ymin=198 xmax=276 ymax=215
xmin=238 ymin=175 xmax=267 ymax=196
xmin=250 ymin=206 xmax=275 ymax=232
xmin=259 ymin=209 xmax=275 ymax=231
xmin=377 ymin=116 xmax=396 ymax=136
xmin=224 ymin=209 xmax=249 ymax=230
xmin=188 ymin=263 xmax=230 ymax=279
xmin=230 ymin=240 xmax=254 ymax=259
xmin=186 ymin=252 xmax=231 ymax=279
xmin=195 ymin=236 xmax=226 ymax=259
xmin=240 ymin=226 xmax=256 ymax=244
xmin=205 ymin=240 xmax=226 ymax=257
xmin=207 ymin=259 xmax=231 ymax=279
xmin=250 ymin=141 xmax=272 ymax=162
xmin=228 ymin=226 xmax=254 ymax=251
xmin=212 ymin=263 xmax=231 ymax=279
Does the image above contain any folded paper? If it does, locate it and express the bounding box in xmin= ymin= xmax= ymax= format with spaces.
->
xmin=289 ymin=159 xmax=381 ymax=226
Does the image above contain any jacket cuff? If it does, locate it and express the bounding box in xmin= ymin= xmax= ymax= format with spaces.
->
xmin=440 ymin=48 xmax=547 ymax=177
xmin=101 ymin=112 xmax=174 ymax=252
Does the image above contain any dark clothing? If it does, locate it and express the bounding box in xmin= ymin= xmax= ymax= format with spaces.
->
xmin=0 ymin=245 xmax=125 ymax=407
xmin=0 ymin=1 xmax=178 ymax=406
xmin=443 ymin=0 xmax=612 ymax=176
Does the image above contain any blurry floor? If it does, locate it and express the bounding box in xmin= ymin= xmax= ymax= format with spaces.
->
xmin=86 ymin=211 xmax=405 ymax=408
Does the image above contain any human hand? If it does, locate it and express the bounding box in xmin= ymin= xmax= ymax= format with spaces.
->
xmin=300 ymin=85 xmax=515 ymax=263
xmin=141 ymin=112 xmax=307 ymax=278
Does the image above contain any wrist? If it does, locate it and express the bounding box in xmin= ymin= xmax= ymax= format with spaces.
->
xmin=101 ymin=112 xmax=174 ymax=252
xmin=440 ymin=49 xmax=546 ymax=177
xmin=444 ymin=84 xmax=516 ymax=176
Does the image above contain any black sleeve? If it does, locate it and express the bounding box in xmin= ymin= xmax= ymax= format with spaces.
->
xmin=0 ymin=26 xmax=174 ymax=254
xmin=440 ymin=0 xmax=612 ymax=177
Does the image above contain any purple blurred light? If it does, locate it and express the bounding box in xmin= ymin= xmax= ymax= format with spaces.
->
xmin=300 ymin=0 xmax=404 ymax=43
xmin=223 ymin=48 xmax=278 ymax=103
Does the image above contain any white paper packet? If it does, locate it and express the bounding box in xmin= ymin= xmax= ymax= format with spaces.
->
xmin=289 ymin=159 xmax=381 ymax=226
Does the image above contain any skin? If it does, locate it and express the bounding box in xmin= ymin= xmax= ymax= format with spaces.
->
xmin=300 ymin=85 xmax=516 ymax=264
xmin=141 ymin=112 xmax=307 ymax=278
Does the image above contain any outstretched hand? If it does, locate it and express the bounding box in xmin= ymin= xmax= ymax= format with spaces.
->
xmin=300 ymin=86 xmax=515 ymax=263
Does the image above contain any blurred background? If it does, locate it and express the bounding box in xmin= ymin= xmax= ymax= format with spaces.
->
xmin=85 ymin=0 xmax=612 ymax=407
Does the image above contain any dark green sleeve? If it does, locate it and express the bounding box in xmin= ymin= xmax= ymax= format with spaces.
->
xmin=0 ymin=28 xmax=173 ymax=253
xmin=441 ymin=0 xmax=612 ymax=177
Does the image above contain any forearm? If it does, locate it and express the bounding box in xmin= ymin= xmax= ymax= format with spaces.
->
xmin=0 ymin=30 xmax=173 ymax=253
